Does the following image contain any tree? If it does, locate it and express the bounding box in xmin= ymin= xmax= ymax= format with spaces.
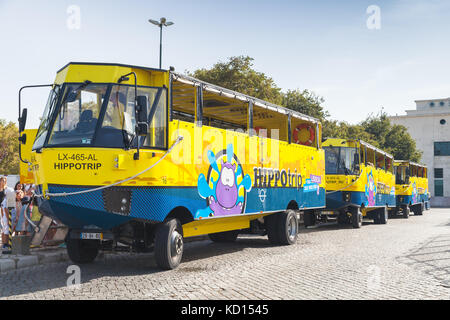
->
xmin=189 ymin=56 xmax=283 ymax=105
xmin=384 ymin=124 xmax=422 ymax=162
xmin=282 ymin=89 xmax=329 ymax=121
xmin=0 ymin=119 xmax=19 ymax=175
xmin=189 ymin=55 xmax=329 ymax=120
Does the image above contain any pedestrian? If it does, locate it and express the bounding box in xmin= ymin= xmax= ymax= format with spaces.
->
xmin=5 ymin=180 xmax=17 ymax=233
xmin=0 ymin=176 xmax=11 ymax=251
xmin=16 ymin=184 xmax=33 ymax=236
xmin=14 ymin=183 xmax=25 ymax=235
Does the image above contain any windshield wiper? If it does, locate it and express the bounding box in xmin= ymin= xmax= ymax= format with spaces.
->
xmin=61 ymin=80 xmax=92 ymax=105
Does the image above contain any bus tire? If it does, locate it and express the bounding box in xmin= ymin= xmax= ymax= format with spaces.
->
xmin=402 ymin=207 xmax=410 ymax=219
xmin=337 ymin=211 xmax=350 ymax=225
xmin=265 ymin=214 xmax=280 ymax=244
xmin=416 ymin=203 xmax=424 ymax=216
xmin=351 ymin=207 xmax=362 ymax=228
xmin=209 ymin=230 xmax=239 ymax=243
xmin=378 ymin=207 xmax=388 ymax=224
xmin=277 ymin=210 xmax=299 ymax=245
xmin=154 ymin=218 xmax=184 ymax=270
xmin=303 ymin=211 xmax=316 ymax=228
xmin=66 ymin=238 xmax=99 ymax=264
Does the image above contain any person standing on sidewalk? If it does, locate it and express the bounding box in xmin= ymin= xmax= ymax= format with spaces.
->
xmin=5 ymin=180 xmax=17 ymax=233
xmin=0 ymin=176 xmax=11 ymax=251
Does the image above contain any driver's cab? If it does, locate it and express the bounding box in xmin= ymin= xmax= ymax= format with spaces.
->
xmin=323 ymin=138 xmax=360 ymax=176
xmin=19 ymin=62 xmax=169 ymax=191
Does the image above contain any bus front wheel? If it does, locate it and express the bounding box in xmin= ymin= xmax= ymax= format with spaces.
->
xmin=66 ymin=238 xmax=99 ymax=264
xmin=154 ymin=218 xmax=184 ymax=270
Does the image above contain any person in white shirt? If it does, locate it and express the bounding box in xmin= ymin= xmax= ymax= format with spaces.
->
xmin=0 ymin=176 xmax=11 ymax=250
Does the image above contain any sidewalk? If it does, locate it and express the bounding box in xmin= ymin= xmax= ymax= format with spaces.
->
xmin=0 ymin=246 xmax=69 ymax=273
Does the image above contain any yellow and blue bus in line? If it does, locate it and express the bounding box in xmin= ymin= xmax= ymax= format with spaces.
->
xmin=18 ymin=62 xmax=326 ymax=269
xmin=315 ymin=138 xmax=396 ymax=228
xmin=393 ymin=160 xmax=429 ymax=218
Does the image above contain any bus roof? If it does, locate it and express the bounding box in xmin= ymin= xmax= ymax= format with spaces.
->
xmin=394 ymin=160 xmax=427 ymax=168
xmin=171 ymin=72 xmax=320 ymax=124
xmin=323 ymin=138 xmax=394 ymax=159
xmin=56 ymin=62 xmax=320 ymax=125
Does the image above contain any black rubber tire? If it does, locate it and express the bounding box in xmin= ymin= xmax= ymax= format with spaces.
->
xmin=209 ymin=230 xmax=239 ymax=243
xmin=265 ymin=214 xmax=280 ymax=245
xmin=416 ymin=203 xmax=424 ymax=216
xmin=154 ymin=218 xmax=184 ymax=270
xmin=402 ymin=207 xmax=410 ymax=219
xmin=277 ymin=210 xmax=299 ymax=245
xmin=303 ymin=211 xmax=316 ymax=228
xmin=378 ymin=207 xmax=388 ymax=224
xmin=351 ymin=207 xmax=362 ymax=228
xmin=66 ymin=238 xmax=99 ymax=264
xmin=337 ymin=211 xmax=350 ymax=225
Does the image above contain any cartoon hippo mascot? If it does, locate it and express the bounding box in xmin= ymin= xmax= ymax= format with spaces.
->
xmin=195 ymin=144 xmax=252 ymax=219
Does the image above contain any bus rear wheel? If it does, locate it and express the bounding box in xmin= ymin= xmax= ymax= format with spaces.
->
xmin=66 ymin=238 xmax=99 ymax=264
xmin=351 ymin=207 xmax=362 ymax=228
xmin=154 ymin=218 xmax=184 ymax=270
xmin=266 ymin=210 xmax=298 ymax=245
xmin=378 ymin=207 xmax=388 ymax=224
xmin=402 ymin=207 xmax=410 ymax=219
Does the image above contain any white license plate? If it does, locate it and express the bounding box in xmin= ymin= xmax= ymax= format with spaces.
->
xmin=80 ymin=232 xmax=103 ymax=240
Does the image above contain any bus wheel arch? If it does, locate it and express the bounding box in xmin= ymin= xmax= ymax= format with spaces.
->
xmin=165 ymin=206 xmax=194 ymax=226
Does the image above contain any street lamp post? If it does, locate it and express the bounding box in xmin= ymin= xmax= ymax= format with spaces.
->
xmin=148 ymin=17 xmax=174 ymax=69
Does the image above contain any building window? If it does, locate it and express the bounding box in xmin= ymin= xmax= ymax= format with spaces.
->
xmin=435 ymin=168 xmax=443 ymax=179
xmin=435 ymin=180 xmax=444 ymax=197
xmin=440 ymin=119 xmax=446 ymax=125
xmin=440 ymin=101 xmax=445 ymax=106
xmin=430 ymin=102 xmax=435 ymax=107
xmin=434 ymin=142 xmax=450 ymax=156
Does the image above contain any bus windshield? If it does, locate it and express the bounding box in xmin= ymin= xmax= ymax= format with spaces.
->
xmin=42 ymin=83 xmax=167 ymax=149
xmin=47 ymin=84 xmax=107 ymax=146
xmin=324 ymin=146 xmax=359 ymax=175
xmin=396 ymin=166 xmax=409 ymax=184
xmin=32 ymin=85 xmax=61 ymax=150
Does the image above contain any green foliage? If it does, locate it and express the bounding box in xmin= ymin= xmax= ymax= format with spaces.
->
xmin=189 ymin=56 xmax=283 ymax=105
xmin=0 ymin=119 xmax=19 ymax=175
xmin=324 ymin=111 xmax=422 ymax=162
xmin=282 ymin=89 xmax=329 ymax=121
xmin=384 ymin=124 xmax=422 ymax=162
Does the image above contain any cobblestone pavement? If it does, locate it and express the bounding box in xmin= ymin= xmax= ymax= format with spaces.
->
xmin=1 ymin=209 xmax=450 ymax=300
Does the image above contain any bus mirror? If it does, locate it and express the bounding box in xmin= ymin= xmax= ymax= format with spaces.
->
xmin=66 ymin=90 xmax=78 ymax=103
xmin=135 ymin=95 xmax=148 ymax=136
xmin=136 ymin=96 xmax=148 ymax=123
xmin=18 ymin=108 xmax=27 ymax=132
xmin=18 ymin=133 xmax=27 ymax=145
xmin=136 ymin=123 xmax=148 ymax=136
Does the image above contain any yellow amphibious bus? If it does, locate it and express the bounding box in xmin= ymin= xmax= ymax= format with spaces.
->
xmin=393 ymin=160 xmax=429 ymax=218
xmin=18 ymin=62 xmax=326 ymax=269
xmin=319 ymin=138 xmax=396 ymax=228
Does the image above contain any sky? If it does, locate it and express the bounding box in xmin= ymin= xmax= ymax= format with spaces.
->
xmin=0 ymin=0 xmax=449 ymax=129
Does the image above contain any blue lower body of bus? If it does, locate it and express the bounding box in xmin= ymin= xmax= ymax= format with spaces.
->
xmin=37 ymin=184 xmax=326 ymax=230
xmin=396 ymin=194 xmax=429 ymax=207
xmin=326 ymin=191 xmax=395 ymax=210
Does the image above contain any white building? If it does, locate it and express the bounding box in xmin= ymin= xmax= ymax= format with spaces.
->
xmin=389 ymin=98 xmax=450 ymax=207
